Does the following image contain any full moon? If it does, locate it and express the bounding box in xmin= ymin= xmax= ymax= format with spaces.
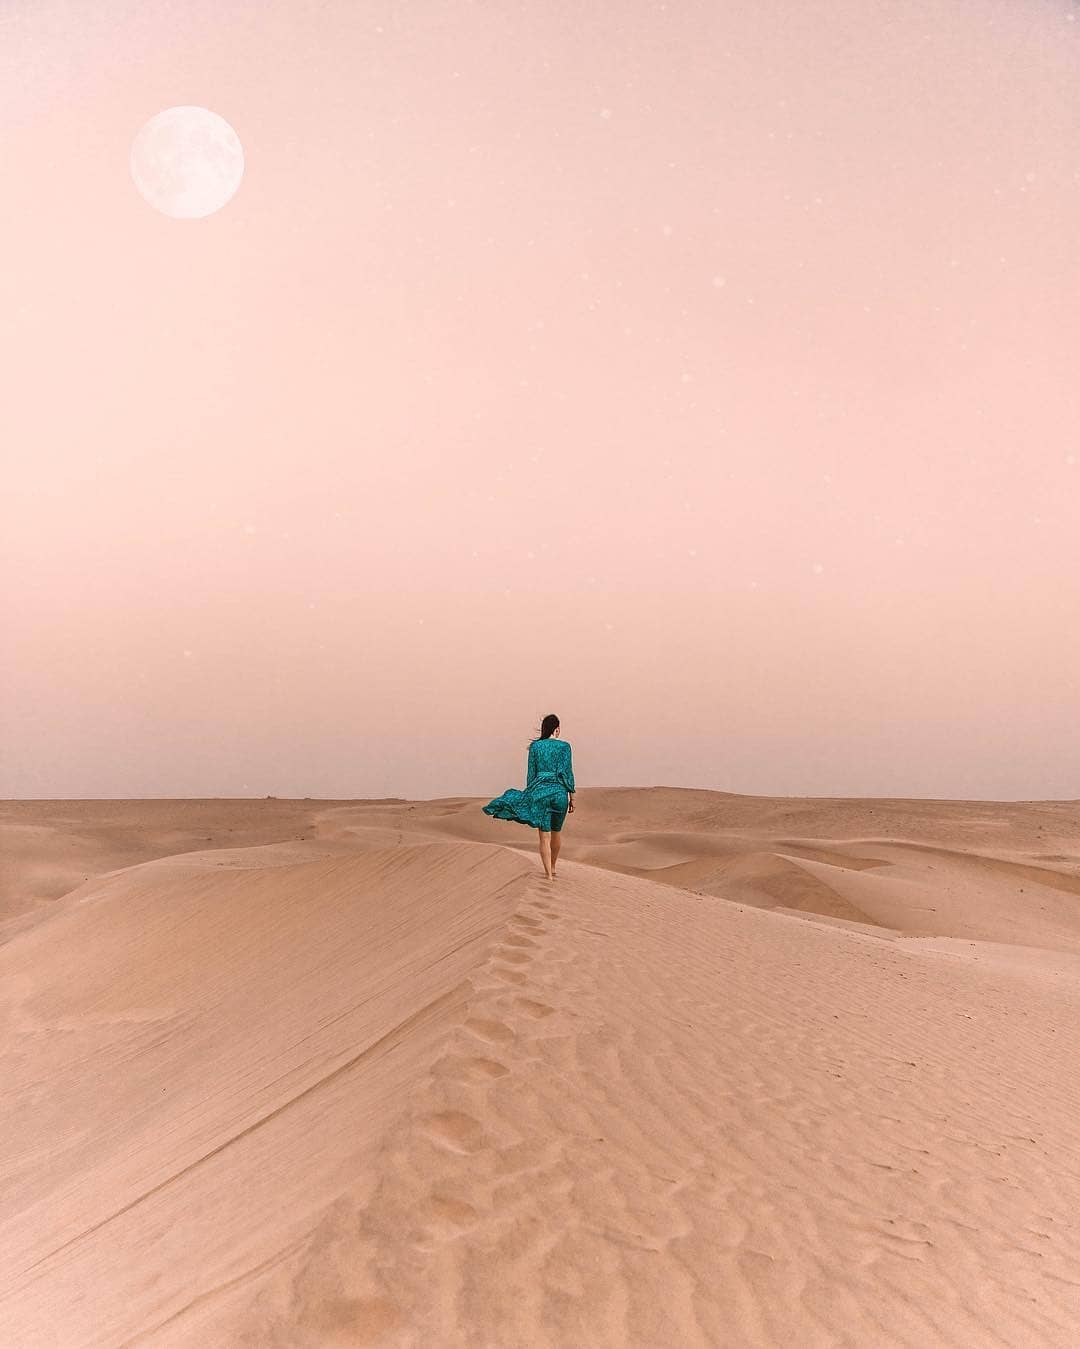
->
xmin=130 ymin=106 xmax=244 ymax=219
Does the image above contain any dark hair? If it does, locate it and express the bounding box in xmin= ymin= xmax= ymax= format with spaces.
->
xmin=528 ymin=712 xmax=560 ymax=746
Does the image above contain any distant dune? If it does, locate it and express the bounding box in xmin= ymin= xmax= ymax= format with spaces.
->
xmin=2 ymin=790 xmax=1079 ymax=1346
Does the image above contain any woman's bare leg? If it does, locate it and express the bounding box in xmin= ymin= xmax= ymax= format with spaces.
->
xmin=538 ymin=830 xmax=553 ymax=879
xmin=550 ymin=831 xmax=562 ymax=875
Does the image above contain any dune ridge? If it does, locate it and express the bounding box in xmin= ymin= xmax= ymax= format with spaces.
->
xmin=2 ymin=791 xmax=1079 ymax=1346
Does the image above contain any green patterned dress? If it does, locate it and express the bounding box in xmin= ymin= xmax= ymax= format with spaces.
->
xmin=482 ymin=737 xmax=576 ymax=832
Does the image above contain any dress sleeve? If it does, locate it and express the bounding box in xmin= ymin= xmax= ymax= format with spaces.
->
xmin=563 ymin=743 xmax=576 ymax=793
xmin=526 ymin=742 xmax=538 ymax=788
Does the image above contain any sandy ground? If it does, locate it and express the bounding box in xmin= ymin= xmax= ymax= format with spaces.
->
xmin=2 ymin=789 xmax=1079 ymax=1347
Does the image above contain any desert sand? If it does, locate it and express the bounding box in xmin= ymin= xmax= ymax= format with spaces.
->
xmin=2 ymin=788 xmax=1079 ymax=1347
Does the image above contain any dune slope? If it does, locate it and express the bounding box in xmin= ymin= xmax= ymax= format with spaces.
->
xmin=0 ymin=839 xmax=532 ymax=1345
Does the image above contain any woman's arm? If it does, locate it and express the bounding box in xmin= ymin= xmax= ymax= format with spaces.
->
xmin=563 ymin=743 xmax=576 ymax=794
xmin=526 ymin=741 xmax=538 ymax=788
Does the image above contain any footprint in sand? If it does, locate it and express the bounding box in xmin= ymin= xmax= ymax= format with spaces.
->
xmin=513 ymin=997 xmax=556 ymax=1019
xmin=433 ymin=1054 xmax=510 ymax=1083
xmin=503 ymin=933 xmax=540 ymax=949
xmin=493 ymin=946 xmax=531 ymax=965
xmin=465 ymin=1016 xmax=515 ymax=1045
xmin=423 ymin=1194 xmax=480 ymax=1229
xmin=419 ymin=1111 xmax=486 ymax=1154
xmin=492 ymin=965 xmax=528 ymax=985
xmin=510 ymin=915 xmax=545 ymax=931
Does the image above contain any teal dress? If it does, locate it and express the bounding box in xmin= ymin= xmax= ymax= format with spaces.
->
xmin=483 ymin=737 xmax=576 ymax=832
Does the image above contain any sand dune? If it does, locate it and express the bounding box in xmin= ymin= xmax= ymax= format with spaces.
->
xmin=2 ymin=790 xmax=1080 ymax=1346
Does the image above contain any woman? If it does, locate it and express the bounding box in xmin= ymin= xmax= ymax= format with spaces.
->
xmin=482 ymin=713 xmax=576 ymax=880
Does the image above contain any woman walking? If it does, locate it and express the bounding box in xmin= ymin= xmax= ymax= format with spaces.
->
xmin=482 ymin=714 xmax=576 ymax=880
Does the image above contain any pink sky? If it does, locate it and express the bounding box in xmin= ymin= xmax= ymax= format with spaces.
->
xmin=2 ymin=0 xmax=1078 ymax=801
